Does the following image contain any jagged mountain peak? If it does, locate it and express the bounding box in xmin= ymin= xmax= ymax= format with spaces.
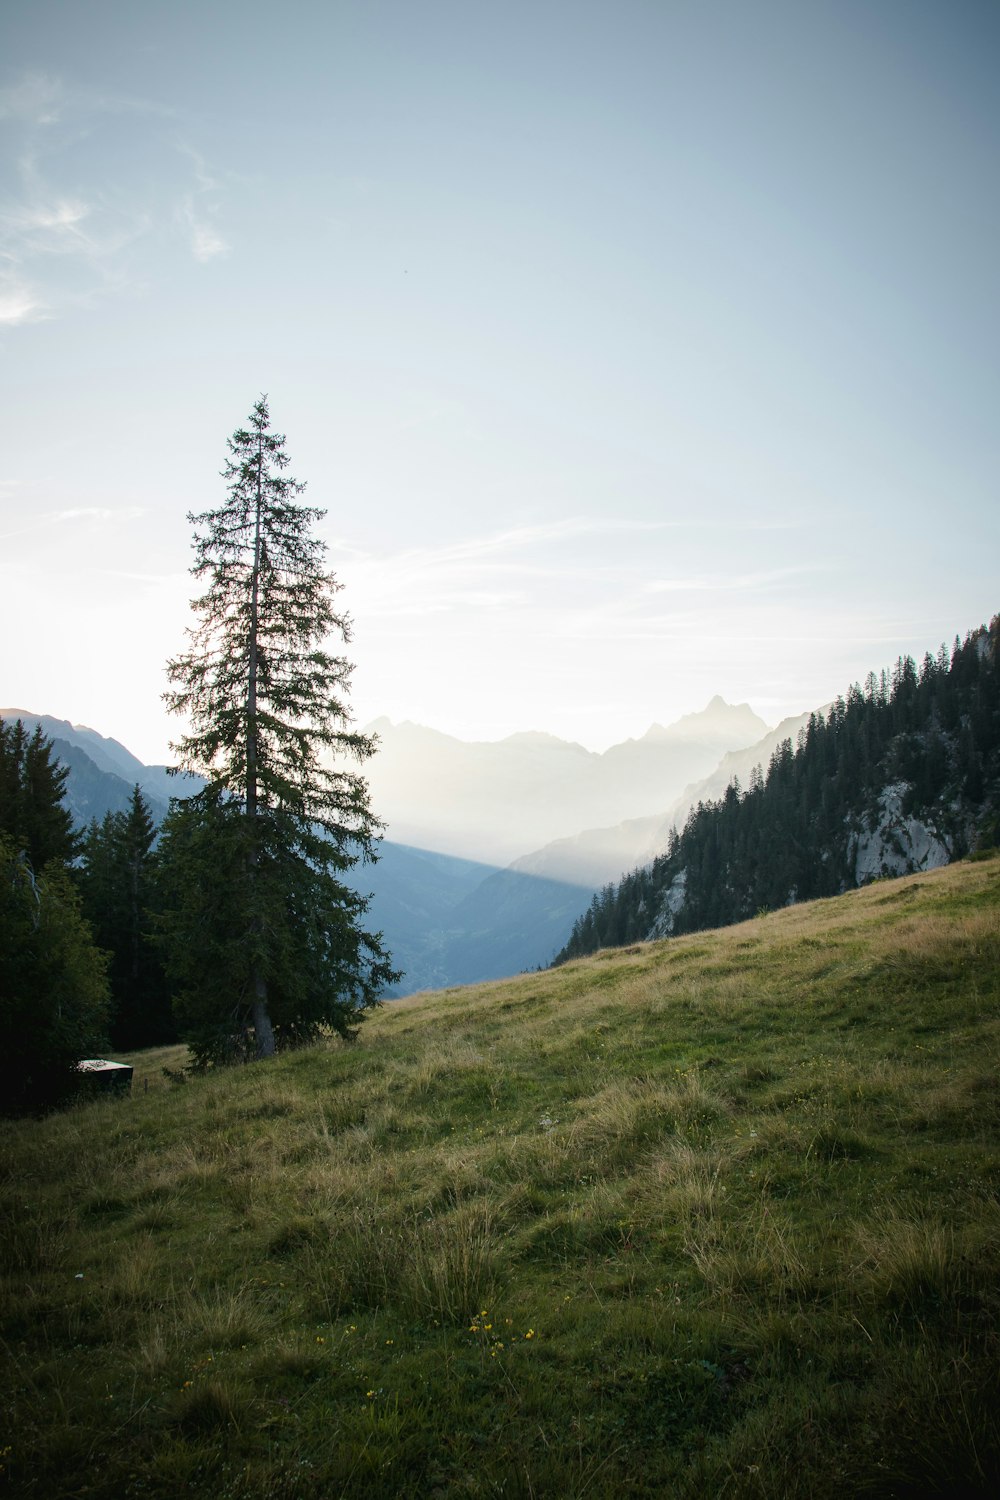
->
xmin=359 ymin=703 xmax=775 ymax=865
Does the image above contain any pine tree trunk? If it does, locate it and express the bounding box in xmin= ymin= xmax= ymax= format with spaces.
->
xmin=252 ymin=982 xmax=276 ymax=1058
xmin=246 ymin=433 xmax=276 ymax=1060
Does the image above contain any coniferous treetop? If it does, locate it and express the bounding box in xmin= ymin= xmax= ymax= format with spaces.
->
xmin=165 ymin=395 xmax=380 ymax=860
xmin=0 ymin=717 xmax=80 ymax=870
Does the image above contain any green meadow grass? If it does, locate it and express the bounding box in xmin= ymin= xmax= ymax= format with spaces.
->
xmin=2 ymin=856 xmax=999 ymax=1498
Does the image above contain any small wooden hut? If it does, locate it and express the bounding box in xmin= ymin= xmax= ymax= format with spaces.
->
xmin=76 ymin=1059 xmax=134 ymax=1095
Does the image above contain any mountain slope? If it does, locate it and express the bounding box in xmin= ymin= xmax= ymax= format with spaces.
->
xmin=557 ymin=621 xmax=1000 ymax=962
xmin=0 ymin=710 xmax=201 ymax=823
xmin=4 ymin=856 xmax=998 ymax=1498
xmin=509 ymin=709 xmax=816 ymax=890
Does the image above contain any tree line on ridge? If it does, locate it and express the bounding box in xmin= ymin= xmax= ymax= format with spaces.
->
xmin=555 ymin=618 xmax=1000 ymax=964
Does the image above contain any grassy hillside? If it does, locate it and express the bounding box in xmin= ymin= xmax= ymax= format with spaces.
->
xmin=2 ymin=857 xmax=999 ymax=1498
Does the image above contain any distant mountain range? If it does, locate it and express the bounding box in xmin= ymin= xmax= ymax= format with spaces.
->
xmin=0 ymin=711 xmax=202 ymax=827
xmin=360 ymin=697 xmax=769 ymax=867
xmin=1 ymin=699 xmax=783 ymax=994
xmin=506 ymin=708 xmax=816 ymax=890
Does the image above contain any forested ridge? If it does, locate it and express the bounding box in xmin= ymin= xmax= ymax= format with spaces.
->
xmin=556 ymin=617 xmax=1000 ymax=963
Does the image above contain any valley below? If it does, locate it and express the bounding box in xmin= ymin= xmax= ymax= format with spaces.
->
xmin=1 ymin=698 xmax=791 ymax=993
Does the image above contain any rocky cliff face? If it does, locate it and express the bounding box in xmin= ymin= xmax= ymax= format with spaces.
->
xmin=647 ymin=779 xmax=959 ymax=941
xmin=648 ymin=869 xmax=688 ymax=939
xmin=647 ymin=782 xmax=958 ymax=939
xmin=849 ymin=783 xmax=952 ymax=884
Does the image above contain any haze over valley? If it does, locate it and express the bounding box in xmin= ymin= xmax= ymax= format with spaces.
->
xmin=360 ymin=697 xmax=769 ymax=866
xmin=13 ymin=605 xmax=996 ymax=997
xmin=2 ymin=695 xmax=785 ymax=992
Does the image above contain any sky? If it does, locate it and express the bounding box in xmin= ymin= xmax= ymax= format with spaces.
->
xmin=1 ymin=0 xmax=998 ymax=766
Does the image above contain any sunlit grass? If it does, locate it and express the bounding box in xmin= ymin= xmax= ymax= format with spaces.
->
xmin=2 ymin=855 xmax=999 ymax=1497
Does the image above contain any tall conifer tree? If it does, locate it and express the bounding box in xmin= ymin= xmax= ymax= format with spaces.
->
xmin=162 ymin=397 xmax=396 ymax=1062
xmin=0 ymin=718 xmax=79 ymax=868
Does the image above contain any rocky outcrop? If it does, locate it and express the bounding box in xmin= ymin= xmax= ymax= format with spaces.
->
xmin=851 ymin=782 xmax=951 ymax=884
xmin=648 ymin=782 xmax=957 ymax=940
xmin=648 ymin=868 xmax=688 ymax=938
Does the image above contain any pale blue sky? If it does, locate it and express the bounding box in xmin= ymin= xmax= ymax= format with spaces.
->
xmin=2 ymin=0 xmax=998 ymax=764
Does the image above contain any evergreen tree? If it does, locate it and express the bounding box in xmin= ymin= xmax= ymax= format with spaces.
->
xmin=0 ymin=835 xmax=110 ymax=1114
xmin=0 ymin=717 xmax=109 ymax=1112
xmin=78 ymin=788 xmax=174 ymax=1049
xmin=161 ymin=396 xmax=397 ymax=1064
xmin=0 ymin=718 xmax=79 ymax=869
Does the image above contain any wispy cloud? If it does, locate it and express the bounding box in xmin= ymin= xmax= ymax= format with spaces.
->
xmin=337 ymin=518 xmax=829 ymax=676
xmin=0 ymin=280 xmax=47 ymax=325
xmin=336 ymin=515 xmax=680 ymax=573
xmin=0 ymin=505 xmax=146 ymax=542
xmin=175 ymin=141 xmax=218 ymax=195
xmin=337 ymin=518 xmax=697 ymax=627
xmin=1 ymin=195 xmax=92 ymax=251
xmin=179 ymin=197 xmax=228 ymax=262
xmin=56 ymin=507 xmax=145 ymax=522
xmin=643 ymin=564 xmax=824 ymax=595
xmin=5 ymin=199 xmax=87 ymax=233
xmin=0 ymin=70 xmax=231 ymax=323
xmin=173 ymin=139 xmax=228 ymax=262
xmin=0 ymin=72 xmax=64 ymax=126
